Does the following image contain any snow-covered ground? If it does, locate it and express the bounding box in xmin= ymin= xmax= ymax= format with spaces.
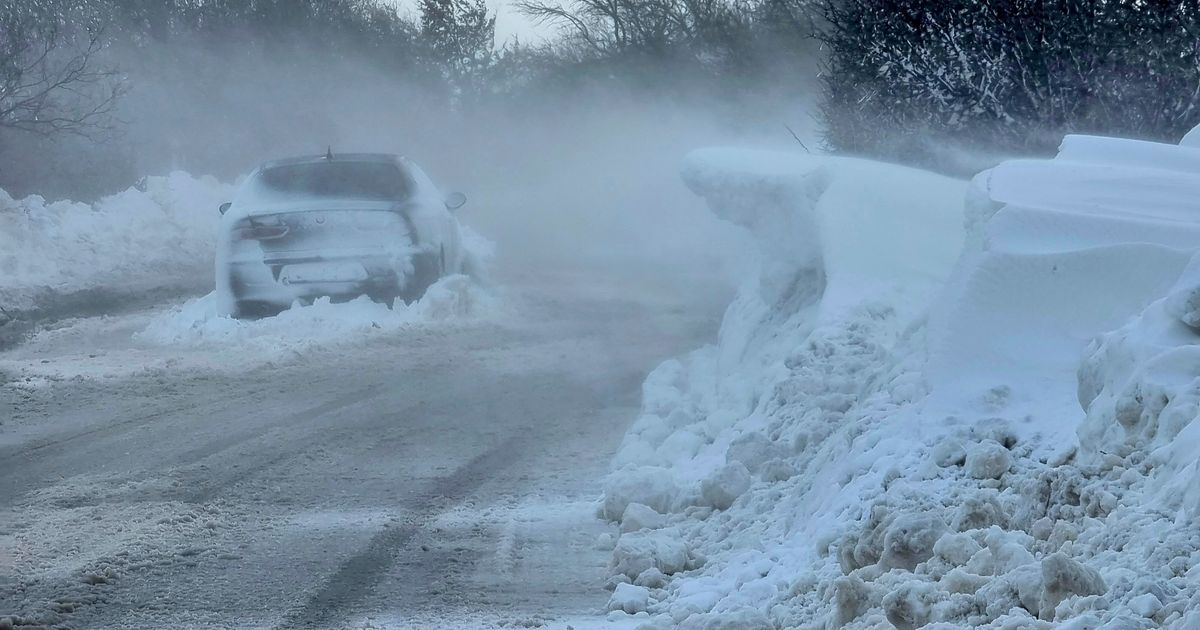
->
xmin=0 ymin=135 xmax=745 ymax=628
xmin=0 ymin=275 xmax=498 ymax=389
xmin=139 ymin=275 xmax=495 ymax=351
xmin=7 ymin=128 xmax=1200 ymax=629
xmin=598 ymin=137 xmax=1200 ymax=628
xmin=0 ymin=266 xmax=729 ymax=629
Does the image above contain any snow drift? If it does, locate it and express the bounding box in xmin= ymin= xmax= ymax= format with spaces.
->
xmin=600 ymin=137 xmax=1200 ymax=628
xmin=925 ymin=135 xmax=1200 ymax=450
xmin=611 ymin=151 xmax=965 ymax=481
xmin=0 ymin=173 xmax=233 ymax=314
xmin=1077 ymin=254 xmax=1200 ymax=525
xmin=137 ymin=274 xmax=494 ymax=353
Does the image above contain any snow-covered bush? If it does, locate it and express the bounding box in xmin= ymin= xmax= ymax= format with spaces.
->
xmin=599 ymin=134 xmax=1200 ymax=628
xmin=820 ymin=0 xmax=1200 ymax=170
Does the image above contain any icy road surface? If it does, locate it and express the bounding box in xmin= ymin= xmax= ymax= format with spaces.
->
xmin=0 ymin=265 xmax=726 ymax=629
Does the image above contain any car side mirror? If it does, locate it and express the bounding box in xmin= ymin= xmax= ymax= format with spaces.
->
xmin=444 ymin=192 xmax=467 ymax=211
xmin=219 ymin=202 xmax=232 ymax=215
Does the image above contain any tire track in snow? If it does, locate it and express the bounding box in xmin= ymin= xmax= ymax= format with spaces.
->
xmin=274 ymin=434 xmax=525 ymax=630
xmin=492 ymin=512 xmax=519 ymax=579
xmin=0 ymin=392 xmax=265 ymax=507
xmin=0 ymin=384 xmax=383 ymax=507
xmin=170 ymin=385 xmax=383 ymax=468
xmin=0 ymin=385 xmax=390 ymax=628
xmin=171 ymin=385 xmax=385 ymax=504
xmin=2 ymin=382 xmax=268 ymax=458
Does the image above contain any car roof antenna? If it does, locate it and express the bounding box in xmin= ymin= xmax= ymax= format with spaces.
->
xmin=325 ymin=146 xmax=334 ymax=161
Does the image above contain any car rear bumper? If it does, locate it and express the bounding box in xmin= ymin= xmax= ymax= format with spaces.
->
xmin=228 ymin=251 xmax=412 ymax=307
xmin=225 ymin=248 xmax=436 ymax=312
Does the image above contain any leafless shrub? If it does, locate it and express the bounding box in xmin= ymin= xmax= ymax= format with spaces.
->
xmin=0 ymin=2 xmax=125 ymax=140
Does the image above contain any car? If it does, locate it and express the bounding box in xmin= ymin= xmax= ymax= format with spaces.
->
xmin=215 ymin=151 xmax=468 ymax=318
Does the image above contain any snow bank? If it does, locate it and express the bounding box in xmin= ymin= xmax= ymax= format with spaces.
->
xmin=0 ymin=173 xmax=233 ymax=312
xmin=925 ymin=135 xmax=1200 ymax=451
xmin=599 ymin=138 xmax=1200 ymax=628
xmin=612 ymin=151 xmax=965 ymax=484
xmin=136 ymin=274 xmax=493 ymax=354
xmin=1077 ymin=254 xmax=1200 ymax=524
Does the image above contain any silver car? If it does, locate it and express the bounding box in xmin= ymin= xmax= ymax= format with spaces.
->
xmin=215 ymin=152 xmax=467 ymax=318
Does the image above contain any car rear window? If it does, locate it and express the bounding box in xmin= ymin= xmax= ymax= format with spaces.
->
xmin=256 ymin=161 xmax=410 ymax=200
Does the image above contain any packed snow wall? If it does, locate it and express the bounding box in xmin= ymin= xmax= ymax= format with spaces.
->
xmin=609 ymin=151 xmax=966 ymax=482
xmin=0 ymin=173 xmax=233 ymax=314
xmin=925 ymin=135 xmax=1200 ymax=450
xmin=599 ymin=138 xmax=1200 ymax=628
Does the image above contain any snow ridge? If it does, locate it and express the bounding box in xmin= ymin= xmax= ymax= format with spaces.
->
xmin=0 ymin=173 xmax=233 ymax=313
xmin=600 ymin=139 xmax=1200 ymax=628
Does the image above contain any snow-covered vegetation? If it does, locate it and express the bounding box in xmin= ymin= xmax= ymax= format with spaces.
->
xmin=819 ymin=2 xmax=1200 ymax=172
xmin=599 ymin=133 xmax=1200 ymax=628
xmin=0 ymin=0 xmax=816 ymax=201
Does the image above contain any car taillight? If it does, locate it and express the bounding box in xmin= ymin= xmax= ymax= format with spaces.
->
xmin=232 ymin=217 xmax=289 ymax=241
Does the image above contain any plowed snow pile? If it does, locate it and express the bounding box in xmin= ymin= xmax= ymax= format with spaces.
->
xmin=0 ymin=173 xmax=233 ymax=312
xmin=137 ymin=274 xmax=494 ymax=352
xmin=600 ymin=138 xmax=1200 ymax=629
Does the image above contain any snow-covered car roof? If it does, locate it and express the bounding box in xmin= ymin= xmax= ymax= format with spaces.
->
xmin=258 ymin=152 xmax=404 ymax=170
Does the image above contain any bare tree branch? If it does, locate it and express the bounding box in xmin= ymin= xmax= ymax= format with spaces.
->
xmin=0 ymin=3 xmax=125 ymax=141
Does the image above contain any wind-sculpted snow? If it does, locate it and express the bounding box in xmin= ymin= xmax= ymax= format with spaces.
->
xmin=599 ymin=137 xmax=1200 ymax=628
xmin=0 ymin=173 xmax=233 ymax=312
xmin=926 ymin=136 xmax=1200 ymax=452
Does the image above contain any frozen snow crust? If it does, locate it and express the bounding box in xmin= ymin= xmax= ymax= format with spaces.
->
xmin=0 ymin=173 xmax=233 ymax=313
xmin=601 ymin=139 xmax=1200 ymax=628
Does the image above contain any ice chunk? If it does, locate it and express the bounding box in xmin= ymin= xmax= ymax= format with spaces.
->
xmin=882 ymin=582 xmax=941 ymax=630
xmin=1127 ymin=593 xmax=1162 ymax=618
xmin=1040 ymin=552 xmax=1107 ymax=620
xmin=611 ymin=530 xmax=691 ymax=579
xmin=607 ymin=583 xmax=651 ymax=614
xmin=676 ymin=608 xmax=773 ymax=630
xmin=951 ymin=493 xmax=1008 ymax=531
xmin=634 ymin=567 xmax=669 ymax=588
xmin=965 ymin=440 xmax=1012 ymax=480
xmin=603 ymin=466 xmax=679 ymax=521
xmin=668 ymin=590 xmax=721 ymax=624
xmin=621 ymin=502 xmax=667 ymax=533
xmin=759 ymin=458 xmax=797 ymax=482
xmin=931 ymin=438 xmax=967 ymax=468
xmin=881 ymin=513 xmax=948 ymax=572
xmin=984 ymin=527 xmax=1036 ymax=574
xmin=827 ymin=574 xmax=871 ymax=628
xmin=932 ymin=532 xmax=982 ymax=568
xmin=725 ymin=432 xmax=781 ymax=474
xmin=699 ymin=462 xmax=751 ymax=511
